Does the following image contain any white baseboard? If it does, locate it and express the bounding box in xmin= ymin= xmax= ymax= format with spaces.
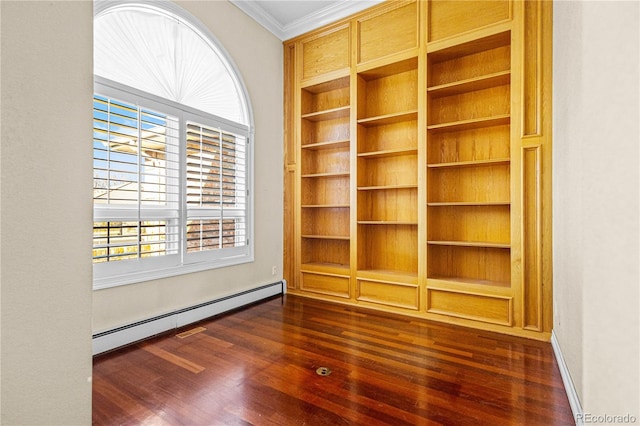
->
xmin=93 ymin=281 xmax=284 ymax=355
xmin=551 ymin=330 xmax=583 ymax=425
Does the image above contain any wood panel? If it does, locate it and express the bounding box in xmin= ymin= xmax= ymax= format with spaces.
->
xmin=523 ymin=0 xmax=542 ymax=136
xmin=284 ymin=168 xmax=296 ymax=289
xmin=93 ymin=296 xmax=573 ymax=425
xmin=301 ymin=272 xmax=350 ymax=298
xmin=302 ymin=25 xmax=350 ymax=81
xmin=358 ymin=1 xmax=418 ymax=64
xmin=427 ymin=288 xmax=512 ymax=326
xmin=428 ymin=0 xmax=511 ymax=42
xmin=523 ymin=146 xmax=542 ymax=330
xmin=357 ymin=279 xmax=419 ymax=310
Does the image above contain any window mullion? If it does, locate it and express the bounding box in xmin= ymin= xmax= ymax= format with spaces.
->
xmin=137 ymin=105 xmax=143 ymax=259
xmin=199 ymin=127 xmax=204 ymax=250
xmin=218 ymin=127 xmax=223 ymax=249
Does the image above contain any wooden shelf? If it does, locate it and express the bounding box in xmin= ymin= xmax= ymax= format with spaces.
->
xmin=301 ymin=106 xmax=350 ymax=122
xmin=427 ymin=240 xmax=510 ymax=249
xmin=302 ymin=139 xmax=350 ymax=150
xmin=427 ymin=201 xmax=510 ymax=207
xmin=427 ymin=114 xmax=510 ymax=133
xmin=358 ymin=147 xmax=418 ymax=158
xmin=427 ymin=71 xmax=511 ymax=98
xmin=358 ymin=221 xmax=418 ymax=225
xmin=357 ymin=110 xmax=418 ymax=127
xmin=427 ymin=158 xmax=510 ymax=168
xmin=302 ymin=235 xmax=350 ymax=240
xmin=301 ymin=262 xmax=350 ymax=273
xmin=301 ymin=171 xmax=349 ymax=178
xmin=301 ymin=204 xmax=350 ymax=208
xmin=427 ymin=276 xmax=510 ymax=288
xmin=357 ymin=269 xmax=419 ymax=281
xmin=358 ymin=184 xmax=418 ymax=191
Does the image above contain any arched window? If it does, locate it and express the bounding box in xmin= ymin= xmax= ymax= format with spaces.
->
xmin=92 ymin=1 xmax=253 ymax=288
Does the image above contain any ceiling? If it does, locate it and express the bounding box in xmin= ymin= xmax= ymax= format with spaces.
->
xmin=230 ymin=0 xmax=383 ymax=40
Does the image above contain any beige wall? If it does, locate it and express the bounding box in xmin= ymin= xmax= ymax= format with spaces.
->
xmin=1 ymin=0 xmax=282 ymax=423
xmin=92 ymin=0 xmax=284 ymax=333
xmin=0 ymin=1 xmax=94 ymax=424
xmin=553 ymin=0 xmax=639 ymax=418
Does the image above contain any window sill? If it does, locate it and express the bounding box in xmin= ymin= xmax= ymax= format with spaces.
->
xmin=93 ymin=253 xmax=255 ymax=290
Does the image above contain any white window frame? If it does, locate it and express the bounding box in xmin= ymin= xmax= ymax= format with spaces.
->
xmin=93 ymin=71 xmax=254 ymax=289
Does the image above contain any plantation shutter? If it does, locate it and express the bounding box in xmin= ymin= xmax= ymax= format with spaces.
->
xmin=185 ymin=120 xmax=248 ymax=262
xmin=92 ymin=95 xmax=180 ymax=267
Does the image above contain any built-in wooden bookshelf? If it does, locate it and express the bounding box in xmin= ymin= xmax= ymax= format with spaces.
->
xmin=284 ymin=0 xmax=553 ymax=339
xmin=300 ymin=76 xmax=351 ymax=279
xmin=356 ymin=57 xmax=419 ymax=286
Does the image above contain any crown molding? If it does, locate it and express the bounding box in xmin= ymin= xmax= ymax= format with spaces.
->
xmin=230 ymin=0 xmax=383 ymax=41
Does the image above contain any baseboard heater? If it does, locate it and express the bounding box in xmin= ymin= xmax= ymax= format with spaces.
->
xmin=92 ymin=280 xmax=285 ymax=355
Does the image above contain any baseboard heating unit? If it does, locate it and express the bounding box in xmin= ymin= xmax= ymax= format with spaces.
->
xmin=92 ymin=280 xmax=285 ymax=355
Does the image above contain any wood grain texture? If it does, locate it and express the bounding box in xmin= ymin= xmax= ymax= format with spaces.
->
xmin=93 ymin=295 xmax=573 ymax=425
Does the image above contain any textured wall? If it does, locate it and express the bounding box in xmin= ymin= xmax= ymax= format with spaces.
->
xmin=553 ymin=0 xmax=639 ymax=418
xmin=0 ymin=1 xmax=94 ymax=423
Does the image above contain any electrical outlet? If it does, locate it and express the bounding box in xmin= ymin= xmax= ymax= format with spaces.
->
xmin=272 ymin=266 xmax=277 ymax=276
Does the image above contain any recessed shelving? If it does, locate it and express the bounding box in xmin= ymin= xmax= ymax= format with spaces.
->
xmin=300 ymin=74 xmax=351 ymax=270
xmin=426 ymin=24 xmax=513 ymax=291
xmin=285 ymin=0 xmax=552 ymax=337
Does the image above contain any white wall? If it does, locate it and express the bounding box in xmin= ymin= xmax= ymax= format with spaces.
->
xmin=0 ymin=1 xmax=94 ymax=424
xmin=553 ymin=0 xmax=639 ymax=419
xmin=92 ymin=0 xmax=284 ymax=334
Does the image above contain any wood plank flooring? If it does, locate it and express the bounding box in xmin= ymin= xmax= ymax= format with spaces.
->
xmin=92 ymin=295 xmax=573 ymax=425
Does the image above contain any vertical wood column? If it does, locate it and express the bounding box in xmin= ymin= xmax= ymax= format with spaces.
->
xmin=520 ymin=0 xmax=553 ymax=332
xmin=283 ymin=43 xmax=297 ymax=290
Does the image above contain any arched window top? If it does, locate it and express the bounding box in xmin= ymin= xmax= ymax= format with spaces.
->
xmin=94 ymin=2 xmax=250 ymax=126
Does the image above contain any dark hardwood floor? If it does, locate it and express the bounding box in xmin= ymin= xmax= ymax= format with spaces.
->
xmin=93 ymin=294 xmax=574 ymax=425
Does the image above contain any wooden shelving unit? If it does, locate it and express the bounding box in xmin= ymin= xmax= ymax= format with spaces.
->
xmin=284 ymin=0 xmax=553 ymax=338
xmin=356 ymin=56 xmax=418 ymax=284
xmin=299 ymin=76 xmax=351 ymax=277
xmin=426 ymin=30 xmax=512 ymax=294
